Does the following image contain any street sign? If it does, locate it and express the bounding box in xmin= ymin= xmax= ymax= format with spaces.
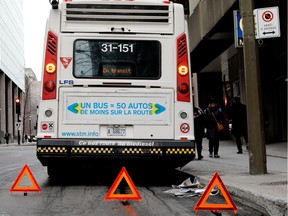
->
xmin=15 ymin=122 xmax=22 ymax=131
xmin=254 ymin=7 xmax=280 ymax=39
xmin=233 ymin=10 xmax=243 ymax=47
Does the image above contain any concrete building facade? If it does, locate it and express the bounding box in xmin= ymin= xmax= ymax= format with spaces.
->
xmin=188 ymin=0 xmax=287 ymax=143
xmin=0 ymin=0 xmax=25 ymax=144
xmin=23 ymin=68 xmax=40 ymax=140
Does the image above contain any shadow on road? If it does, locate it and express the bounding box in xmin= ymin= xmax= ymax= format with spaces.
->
xmin=47 ymin=162 xmax=193 ymax=187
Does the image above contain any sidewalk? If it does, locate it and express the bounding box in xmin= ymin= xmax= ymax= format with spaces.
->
xmin=182 ymin=139 xmax=287 ymax=216
xmin=0 ymin=141 xmax=36 ymax=147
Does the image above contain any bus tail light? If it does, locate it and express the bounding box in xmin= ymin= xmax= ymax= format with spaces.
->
xmin=177 ymin=33 xmax=191 ymax=102
xmin=42 ymin=31 xmax=58 ymax=100
xmin=44 ymin=80 xmax=56 ymax=92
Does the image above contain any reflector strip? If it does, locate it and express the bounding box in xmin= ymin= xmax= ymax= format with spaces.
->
xmin=149 ymin=148 xmax=162 ymax=154
xmin=37 ymin=147 xmax=67 ymax=153
xmin=166 ymin=148 xmax=195 ymax=155
xmin=122 ymin=148 xmax=144 ymax=154
xmin=72 ymin=147 xmax=113 ymax=154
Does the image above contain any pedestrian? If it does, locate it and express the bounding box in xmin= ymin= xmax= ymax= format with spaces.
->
xmin=4 ymin=132 xmax=9 ymax=144
xmin=231 ymin=97 xmax=248 ymax=154
xmin=24 ymin=134 xmax=28 ymax=143
xmin=193 ymin=107 xmax=205 ymax=160
xmin=204 ymin=98 xmax=224 ymax=158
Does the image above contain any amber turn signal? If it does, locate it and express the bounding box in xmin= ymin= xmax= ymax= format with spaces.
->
xmin=46 ymin=63 xmax=56 ymax=73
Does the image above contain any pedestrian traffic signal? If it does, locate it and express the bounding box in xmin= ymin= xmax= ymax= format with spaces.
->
xmin=15 ymin=98 xmax=21 ymax=114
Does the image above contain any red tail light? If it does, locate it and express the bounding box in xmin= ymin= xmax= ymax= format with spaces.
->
xmin=177 ymin=33 xmax=191 ymax=102
xmin=42 ymin=31 xmax=58 ymax=100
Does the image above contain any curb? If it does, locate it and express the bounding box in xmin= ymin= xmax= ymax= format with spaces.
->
xmin=228 ymin=186 xmax=287 ymax=216
xmin=195 ymin=176 xmax=287 ymax=216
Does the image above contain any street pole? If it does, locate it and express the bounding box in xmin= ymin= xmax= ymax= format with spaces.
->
xmin=29 ymin=116 xmax=32 ymax=143
xmin=17 ymin=113 xmax=20 ymax=145
xmin=239 ymin=0 xmax=267 ymax=174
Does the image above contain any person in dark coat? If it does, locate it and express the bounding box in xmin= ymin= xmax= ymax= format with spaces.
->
xmin=231 ymin=97 xmax=248 ymax=154
xmin=204 ymin=98 xmax=224 ymax=158
xmin=193 ymin=107 xmax=205 ymax=160
xmin=4 ymin=133 xmax=9 ymax=144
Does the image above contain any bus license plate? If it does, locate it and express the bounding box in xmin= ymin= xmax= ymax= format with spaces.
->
xmin=107 ymin=126 xmax=126 ymax=136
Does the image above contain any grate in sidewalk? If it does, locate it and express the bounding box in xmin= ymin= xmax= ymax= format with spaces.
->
xmin=260 ymin=181 xmax=287 ymax=186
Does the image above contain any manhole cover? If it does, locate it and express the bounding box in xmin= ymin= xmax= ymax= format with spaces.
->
xmin=260 ymin=181 xmax=287 ymax=186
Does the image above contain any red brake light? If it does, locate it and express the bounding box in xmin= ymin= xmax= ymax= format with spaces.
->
xmin=178 ymin=83 xmax=189 ymax=94
xmin=44 ymin=80 xmax=56 ymax=92
xmin=177 ymin=33 xmax=191 ymax=102
xmin=42 ymin=31 xmax=58 ymax=100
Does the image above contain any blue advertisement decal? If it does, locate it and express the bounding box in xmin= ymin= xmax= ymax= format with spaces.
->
xmin=152 ymin=103 xmax=166 ymax=115
xmin=68 ymin=103 xmax=80 ymax=114
xmin=67 ymin=102 xmax=166 ymax=116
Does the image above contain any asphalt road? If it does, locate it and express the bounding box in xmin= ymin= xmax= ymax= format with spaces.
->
xmin=0 ymin=145 xmax=263 ymax=216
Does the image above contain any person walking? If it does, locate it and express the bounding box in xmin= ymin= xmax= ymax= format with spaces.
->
xmin=4 ymin=133 xmax=9 ymax=144
xmin=193 ymin=107 xmax=205 ymax=160
xmin=204 ymin=98 xmax=224 ymax=158
xmin=231 ymin=97 xmax=248 ymax=154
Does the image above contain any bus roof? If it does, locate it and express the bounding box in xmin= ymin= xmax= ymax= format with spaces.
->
xmin=62 ymin=0 xmax=172 ymax=4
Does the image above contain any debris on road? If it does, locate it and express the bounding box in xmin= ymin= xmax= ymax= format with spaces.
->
xmin=172 ymin=176 xmax=203 ymax=189
xmin=164 ymin=177 xmax=219 ymax=198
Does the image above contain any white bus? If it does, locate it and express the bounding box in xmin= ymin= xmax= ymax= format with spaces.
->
xmin=37 ymin=0 xmax=195 ymax=176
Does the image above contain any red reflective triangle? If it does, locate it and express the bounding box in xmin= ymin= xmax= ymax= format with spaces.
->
xmin=194 ymin=172 xmax=237 ymax=214
xmin=10 ymin=164 xmax=41 ymax=192
xmin=105 ymin=167 xmax=141 ymax=201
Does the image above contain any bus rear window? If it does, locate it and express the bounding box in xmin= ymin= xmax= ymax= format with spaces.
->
xmin=74 ymin=40 xmax=161 ymax=79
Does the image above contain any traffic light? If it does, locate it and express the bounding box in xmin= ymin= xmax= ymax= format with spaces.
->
xmin=15 ymin=98 xmax=21 ymax=114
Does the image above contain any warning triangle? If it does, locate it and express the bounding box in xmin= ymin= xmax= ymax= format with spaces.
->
xmin=194 ymin=172 xmax=237 ymax=214
xmin=10 ymin=164 xmax=41 ymax=192
xmin=105 ymin=167 xmax=141 ymax=201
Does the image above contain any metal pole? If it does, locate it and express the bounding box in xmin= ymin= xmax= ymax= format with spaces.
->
xmin=0 ymin=108 xmax=1 ymax=143
xmin=17 ymin=114 xmax=20 ymax=145
xmin=29 ymin=116 xmax=31 ymax=142
xmin=239 ymin=0 xmax=267 ymax=174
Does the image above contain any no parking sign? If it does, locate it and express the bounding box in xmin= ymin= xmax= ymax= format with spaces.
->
xmin=254 ymin=7 xmax=280 ymax=39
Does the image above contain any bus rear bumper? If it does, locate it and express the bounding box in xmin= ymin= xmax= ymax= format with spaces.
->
xmin=37 ymin=138 xmax=196 ymax=167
